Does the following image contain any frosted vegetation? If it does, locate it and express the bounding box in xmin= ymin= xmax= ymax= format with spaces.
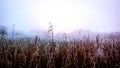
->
xmin=0 ymin=25 xmax=120 ymax=68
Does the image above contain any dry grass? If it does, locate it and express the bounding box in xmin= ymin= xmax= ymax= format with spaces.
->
xmin=0 ymin=34 xmax=120 ymax=68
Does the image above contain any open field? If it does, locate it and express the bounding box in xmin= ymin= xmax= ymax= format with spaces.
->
xmin=0 ymin=33 xmax=120 ymax=68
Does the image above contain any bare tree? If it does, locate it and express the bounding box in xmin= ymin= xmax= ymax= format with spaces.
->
xmin=0 ymin=25 xmax=7 ymax=45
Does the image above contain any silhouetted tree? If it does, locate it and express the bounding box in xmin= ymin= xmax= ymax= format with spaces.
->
xmin=0 ymin=25 xmax=7 ymax=45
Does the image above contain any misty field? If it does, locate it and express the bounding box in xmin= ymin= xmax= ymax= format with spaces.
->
xmin=0 ymin=33 xmax=120 ymax=68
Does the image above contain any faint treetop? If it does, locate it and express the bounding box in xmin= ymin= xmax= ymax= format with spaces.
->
xmin=0 ymin=25 xmax=7 ymax=37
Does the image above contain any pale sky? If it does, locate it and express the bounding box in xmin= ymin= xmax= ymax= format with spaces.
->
xmin=0 ymin=0 xmax=120 ymax=34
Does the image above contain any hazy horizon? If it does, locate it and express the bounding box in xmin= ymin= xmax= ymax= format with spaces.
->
xmin=0 ymin=0 xmax=120 ymax=34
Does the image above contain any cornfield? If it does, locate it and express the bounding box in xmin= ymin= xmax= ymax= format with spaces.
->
xmin=0 ymin=33 xmax=120 ymax=68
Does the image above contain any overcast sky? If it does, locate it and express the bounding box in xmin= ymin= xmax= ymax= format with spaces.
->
xmin=0 ymin=0 xmax=120 ymax=34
